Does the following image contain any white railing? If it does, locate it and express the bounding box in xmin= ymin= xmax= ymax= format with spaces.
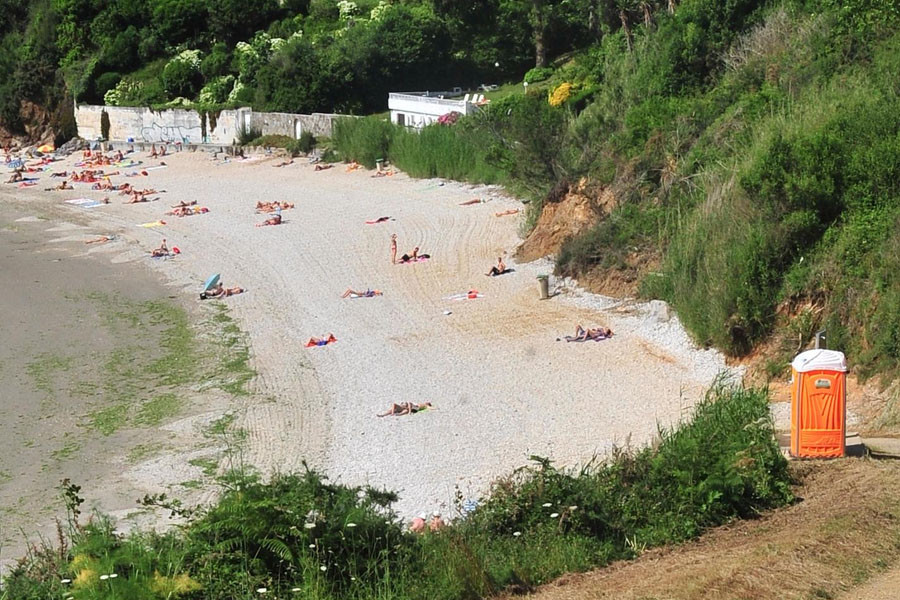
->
xmin=388 ymin=93 xmax=466 ymax=108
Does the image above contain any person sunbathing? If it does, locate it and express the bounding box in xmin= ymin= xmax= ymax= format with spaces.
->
xmin=365 ymin=216 xmax=391 ymax=224
xmin=167 ymin=205 xmax=207 ymax=216
xmin=341 ymin=288 xmax=383 ymax=298
xmin=150 ymin=238 xmax=169 ymax=257
xmin=377 ymin=402 xmax=432 ymax=417
xmin=565 ymin=325 xmax=613 ymax=342
xmin=256 ymin=213 xmax=283 ymax=227
xmin=256 ymin=201 xmax=294 ymax=213
xmin=345 ymin=161 xmax=362 ymax=172
xmin=314 ymin=163 xmax=333 ymax=171
xmin=50 ymin=171 xmax=68 ymax=178
xmin=5 ymin=171 xmax=24 ymax=183
xmin=114 ymin=151 xmax=124 ymax=162
xmin=399 ymin=247 xmax=430 ymax=263
xmin=273 ymin=159 xmax=294 ymax=167
xmin=486 ymin=256 xmax=508 ymax=277
xmin=371 ymin=170 xmax=394 ymax=178
xmin=495 ymin=209 xmax=519 ymax=217
xmin=85 ymin=235 xmax=114 ymax=244
xmin=202 ymin=282 xmax=244 ymax=299
xmin=459 ymin=198 xmax=486 ymax=206
xmin=172 ymin=200 xmax=197 ymax=208
xmin=127 ymin=192 xmax=150 ymax=203
xmin=46 ymin=180 xmax=73 ymax=191
xmin=118 ymin=184 xmax=134 ymax=195
xmin=306 ymin=333 xmax=337 ymax=346
xmin=149 ymin=144 xmax=158 ymax=158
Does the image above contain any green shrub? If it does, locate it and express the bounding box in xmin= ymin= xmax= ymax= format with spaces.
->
xmin=248 ymin=134 xmax=294 ymax=148
xmin=524 ymin=66 xmax=554 ymax=84
xmin=287 ymin=130 xmax=317 ymax=155
xmin=162 ymin=58 xmax=202 ymax=99
xmin=237 ymin=123 xmax=262 ymax=145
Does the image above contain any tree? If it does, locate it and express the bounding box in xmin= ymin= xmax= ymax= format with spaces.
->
xmin=208 ymin=0 xmax=280 ymax=45
xmin=616 ymin=0 xmax=635 ymax=51
xmin=531 ymin=0 xmax=550 ymax=67
xmin=152 ymin=0 xmax=208 ymax=46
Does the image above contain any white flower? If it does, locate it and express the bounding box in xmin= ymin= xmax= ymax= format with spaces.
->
xmin=550 ymin=513 xmax=559 ymax=518
xmin=512 ymin=531 xmax=521 ymax=537
xmin=569 ymin=505 xmax=578 ymax=510
xmin=100 ymin=575 xmax=109 ymax=581
xmin=542 ymin=503 xmax=552 ymax=507
xmin=257 ymin=588 xmax=267 ymax=594
xmin=61 ymin=579 xmax=72 ymax=584
xmin=292 ymin=588 xmax=301 ymax=592
xmin=309 ymin=544 xmax=316 ymax=548
xmin=108 ymin=573 xmax=118 ymax=578
xmin=346 ymin=522 xmax=357 ymax=528
xmin=351 ymin=576 xmax=356 ymax=581
xmin=319 ymin=565 xmax=327 ymax=572
xmin=304 ymin=522 xmax=316 ymax=529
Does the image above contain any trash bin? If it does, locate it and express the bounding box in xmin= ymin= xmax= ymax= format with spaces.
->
xmin=537 ymin=275 xmax=550 ymax=300
xmin=375 ymin=158 xmax=384 ymax=172
xmin=790 ymin=349 xmax=847 ymax=458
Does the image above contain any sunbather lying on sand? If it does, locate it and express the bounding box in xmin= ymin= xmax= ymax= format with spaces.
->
xmin=314 ymin=163 xmax=333 ymax=171
xmin=485 ymin=256 xmax=509 ymax=276
xmin=85 ymin=235 xmax=114 ymax=244
xmin=50 ymin=171 xmax=68 ymax=178
xmin=273 ymin=159 xmax=294 ymax=167
xmin=377 ymin=402 xmax=432 ymax=417
xmin=563 ymin=325 xmax=613 ymax=342
xmin=346 ymin=161 xmax=362 ymax=172
xmin=172 ymin=200 xmax=197 ymax=208
xmin=366 ymin=216 xmax=392 ymax=224
xmin=306 ymin=333 xmax=337 ymax=347
xmin=459 ymin=198 xmax=486 ymax=206
xmin=371 ymin=170 xmax=394 ymax=177
xmin=495 ymin=209 xmax=519 ymax=217
xmin=150 ymin=238 xmax=169 ymax=257
xmin=341 ymin=288 xmax=383 ymax=298
xmin=45 ymin=181 xmax=73 ymax=191
xmin=256 ymin=213 xmax=283 ymax=227
xmin=5 ymin=171 xmax=23 ymax=183
xmin=201 ymin=282 xmax=244 ymax=299
xmin=127 ymin=192 xmax=153 ymax=204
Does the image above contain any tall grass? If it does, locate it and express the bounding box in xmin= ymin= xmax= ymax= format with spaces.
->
xmin=2 ymin=383 xmax=792 ymax=600
xmin=332 ymin=116 xmax=506 ymax=185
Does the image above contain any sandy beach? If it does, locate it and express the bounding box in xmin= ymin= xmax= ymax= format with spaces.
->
xmin=1 ymin=148 xmax=735 ymax=535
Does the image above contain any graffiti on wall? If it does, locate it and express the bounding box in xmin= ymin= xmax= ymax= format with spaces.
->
xmin=139 ymin=120 xmax=203 ymax=143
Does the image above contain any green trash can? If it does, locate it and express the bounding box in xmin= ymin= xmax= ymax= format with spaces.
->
xmin=537 ymin=274 xmax=550 ymax=300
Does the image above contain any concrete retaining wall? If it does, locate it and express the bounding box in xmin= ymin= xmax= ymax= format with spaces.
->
xmin=75 ymin=104 xmax=341 ymax=144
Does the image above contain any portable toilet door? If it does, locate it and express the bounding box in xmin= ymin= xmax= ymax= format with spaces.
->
xmin=790 ymin=349 xmax=848 ymax=458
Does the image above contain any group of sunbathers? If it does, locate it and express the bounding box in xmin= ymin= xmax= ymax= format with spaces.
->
xmin=200 ymin=281 xmax=244 ymax=300
xmin=256 ymin=201 xmax=294 ymax=213
xmin=149 ymin=144 xmax=168 ymax=158
xmin=167 ymin=204 xmax=208 ymax=216
xmin=378 ymin=402 xmax=432 ymax=417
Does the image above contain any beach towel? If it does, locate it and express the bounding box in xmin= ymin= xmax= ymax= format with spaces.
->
xmin=144 ymin=165 xmax=168 ymax=171
xmin=365 ymin=216 xmax=393 ymax=224
xmin=444 ymin=290 xmax=484 ymax=301
xmin=138 ymin=220 xmax=166 ymax=228
xmin=65 ymin=198 xmax=104 ymax=208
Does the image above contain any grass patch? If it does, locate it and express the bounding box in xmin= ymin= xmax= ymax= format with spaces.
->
xmin=49 ymin=438 xmax=80 ymax=462
xmin=25 ymin=354 xmax=73 ymax=397
xmin=126 ymin=444 xmax=160 ymax=464
xmin=209 ymin=304 xmax=255 ymax=395
xmin=180 ymin=480 xmax=203 ymax=490
xmin=134 ymin=393 xmax=182 ymax=427
xmin=87 ymin=403 xmax=129 ymax=436
xmin=188 ymin=457 xmax=219 ymax=477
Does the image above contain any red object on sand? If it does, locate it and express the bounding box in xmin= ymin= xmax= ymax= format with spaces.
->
xmin=172 ymin=247 xmax=180 ymax=254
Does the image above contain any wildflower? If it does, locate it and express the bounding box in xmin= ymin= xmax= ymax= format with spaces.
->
xmin=550 ymin=513 xmax=559 ymax=518
xmin=109 ymin=574 xmax=118 ymax=579
xmin=100 ymin=575 xmax=109 ymax=581
xmin=292 ymin=588 xmax=301 ymax=592
xmin=304 ymin=522 xmax=316 ymax=529
xmin=320 ymin=565 xmax=327 ymax=572
xmin=346 ymin=522 xmax=357 ymax=528
xmin=257 ymin=588 xmax=267 ymax=594
xmin=309 ymin=544 xmax=316 ymax=549
xmin=512 ymin=531 xmax=521 ymax=537
xmin=61 ymin=579 xmax=72 ymax=584
xmin=351 ymin=577 xmax=357 ymax=581
xmin=542 ymin=502 xmax=552 ymax=507
xmin=569 ymin=506 xmax=578 ymax=510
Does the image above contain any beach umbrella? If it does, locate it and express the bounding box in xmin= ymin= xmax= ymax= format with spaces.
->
xmin=37 ymin=144 xmax=54 ymax=153
xmin=203 ymin=273 xmax=221 ymax=292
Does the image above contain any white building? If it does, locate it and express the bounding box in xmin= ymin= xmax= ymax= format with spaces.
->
xmin=388 ymin=92 xmax=481 ymax=129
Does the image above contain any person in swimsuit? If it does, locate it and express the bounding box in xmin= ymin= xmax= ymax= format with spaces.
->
xmin=486 ymin=256 xmax=507 ymax=276
xmin=390 ymin=234 xmax=398 ymax=264
xmin=399 ymin=246 xmax=419 ymax=263
xmin=256 ymin=213 xmax=283 ymax=227
xmin=306 ymin=333 xmax=337 ymax=346
xmin=314 ymin=163 xmax=333 ymax=171
xmin=150 ymin=238 xmax=169 ymax=257
xmin=495 ymin=209 xmax=519 ymax=217
xmin=377 ymin=402 xmax=432 ymax=417
xmin=341 ymin=288 xmax=383 ymax=298
xmin=565 ymin=325 xmax=613 ymax=342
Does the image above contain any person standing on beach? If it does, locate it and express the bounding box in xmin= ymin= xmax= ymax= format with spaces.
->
xmin=390 ymin=233 xmax=398 ymax=264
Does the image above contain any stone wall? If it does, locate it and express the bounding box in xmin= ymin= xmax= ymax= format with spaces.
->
xmin=75 ymin=104 xmax=341 ymax=144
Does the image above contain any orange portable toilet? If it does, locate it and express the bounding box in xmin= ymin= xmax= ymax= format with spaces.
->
xmin=790 ymin=349 xmax=847 ymax=458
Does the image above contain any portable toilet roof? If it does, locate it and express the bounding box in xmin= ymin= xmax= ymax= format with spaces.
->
xmin=791 ymin=349 xmax=847 ymax=373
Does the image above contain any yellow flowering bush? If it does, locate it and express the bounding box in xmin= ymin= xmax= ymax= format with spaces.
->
xmin=548 ymin=82 xmax=573 ymax=107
